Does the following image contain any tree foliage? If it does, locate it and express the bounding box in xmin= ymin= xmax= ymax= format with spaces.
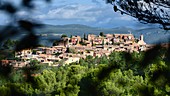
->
xmin=0 ymin=49 xmax=169 ymax=95
xmin=99 ymin=32 xmax=104 ymax=36
xmin=106 ymin=0 xmax=170 ymax=30
xmin=61 ymin=34 xmax=68 ymax=38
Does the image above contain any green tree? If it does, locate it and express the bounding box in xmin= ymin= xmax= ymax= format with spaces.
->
xmin=29 ymin=59 xmax=40 ymax=67
xmin=64 ymin=65 xmax=86 ymax=96
xmin=67 ymin=48 xmax=76 ymax=54
xmin=99 ymin=56 xmax=109 ymax=64
xmin=0 ymin=85 xmax=10 ymax=96
xmin=53 ymin=40 xmax=60 ymax=46
xmin=102 ymin=40 xmax=104 ymax=45
xmin=61 ymin=34 xmax=67 ymax=38
xmin=32 ymin=50 xmax=37 ymax=55
xmin=109 ymin=52 xmax=126 ymax=70
xmin=99 ymin=32 xmax=104 ymax=37
xmin=83 ymin=33 xmax=86 ymax=40
xmin=97 ymin=69 xmax=145 ymax=96
xmin=2 ymin=39 xmax=17 ymax=50
xmin=10 ymin=70 xmax=25 ymax=83
xmin=70 ymin=35 xmax=73 ymax=38
xmin=34 ymin=70 xmax=57 ymax=94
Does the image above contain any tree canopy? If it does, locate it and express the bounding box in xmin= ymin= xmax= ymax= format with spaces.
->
xmin=106 ymin=0 xmax=170 ymax=30
xmin=0 ymin=49 xmax=170 ymax=95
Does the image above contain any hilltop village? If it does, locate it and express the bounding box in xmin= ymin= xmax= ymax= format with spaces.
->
xmin=2 ymin=33 xmax=152 ymax=68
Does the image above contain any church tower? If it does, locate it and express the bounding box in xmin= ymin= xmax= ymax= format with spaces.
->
xmin=138 ymin=34 xmax=146 ymax=45
xmin=140 ymin=35 xmax=144 ymax=41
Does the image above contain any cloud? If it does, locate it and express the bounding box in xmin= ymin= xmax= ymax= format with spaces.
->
xmin=114 ymin=15 xmax=134 ymax=21
xmin=36 ymin=4 xmax=102 ymax=22
xmin=16 ymin=11 xmax=28 ymax=16
xmin=98 ymin=18 xmax=112 ymax=24
xmin=34 ymin=3 xmax=138 ymax=28
xmin=0 ymin=0 xmax=141 ymax=27
xmin=91 ymin=0 xmax=101 ymax=5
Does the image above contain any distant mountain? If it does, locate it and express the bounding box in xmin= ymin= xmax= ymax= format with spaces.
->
xmin=0 ymin=24 xmax=170 ymax=45
xmin=56 ymin=24 xmax=94 ymax=29
xmin=36 ymin=24 xmax=135 ymax=35
xmin=135 ymin=28 xmax=170 ymax=44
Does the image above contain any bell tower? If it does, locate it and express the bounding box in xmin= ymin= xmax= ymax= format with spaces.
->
xmin=140 ymin=34 xmax=144 ymax=41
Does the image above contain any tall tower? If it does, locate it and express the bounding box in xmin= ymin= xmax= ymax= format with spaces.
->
xmin=138 ymin=34 xmax=146 ymax=45
xmin=140 ymin=35 xmax=144 ymax=41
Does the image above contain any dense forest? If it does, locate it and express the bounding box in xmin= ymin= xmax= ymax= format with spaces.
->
xmin=0 ymin=46 xmax=169 ymax=96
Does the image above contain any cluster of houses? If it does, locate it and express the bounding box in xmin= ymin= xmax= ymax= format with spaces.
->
xmin=1 ymin=33 xmax=152 ymax=68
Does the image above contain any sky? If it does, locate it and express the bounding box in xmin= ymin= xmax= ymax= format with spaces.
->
xmin=0 ymin=0 xmax=154 ymax=28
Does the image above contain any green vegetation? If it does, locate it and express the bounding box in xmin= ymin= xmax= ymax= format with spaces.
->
xmin=61 ymin=34 xmax=67 ymax=38
xmin=67 ymin=47 xmax=76 ymax=54
xmin=0 ymin=50 xmax=15 ymax=60
xmin=84 ymin=33 xmax=87 ymax=40
xmin=53 ymin=40 xmax=59 ymax=46
xmin=79 ymin=40 xmax=86 ymax=46
xmin=0 ymin=39 xmax=17 ymax=60
xmin=54 ymin=52 xmax=62 ymax=56
xmin=0 ymin=47 xmax=169 ymax=95
xmin=2 ymin=39 xmax=18 ymax=50
xmin=99 ymin=32 xmax=104 ymax=37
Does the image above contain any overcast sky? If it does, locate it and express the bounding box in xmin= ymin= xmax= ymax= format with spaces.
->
xmin=0 ymin=0 xmax=153 ymax=28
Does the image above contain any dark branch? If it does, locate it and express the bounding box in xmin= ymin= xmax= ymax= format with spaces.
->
xmin=107 ymin=0 xmax=170 ymax=30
